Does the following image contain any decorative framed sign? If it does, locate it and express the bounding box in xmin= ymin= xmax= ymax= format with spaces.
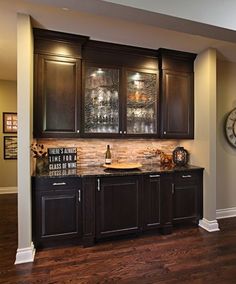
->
xmin=48 ymin=147 xmax=77 ymax=170
xmin=3 ymin=112 xmax=17 ymax=133
xmin=4 ymin=136 xmax=17 ymax=159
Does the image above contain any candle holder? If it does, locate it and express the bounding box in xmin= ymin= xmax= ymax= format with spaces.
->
xmin=173 ymin=147 xmax=189 ymax=166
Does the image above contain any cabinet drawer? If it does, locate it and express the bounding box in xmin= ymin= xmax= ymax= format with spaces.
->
xmin=32 ymin=177 xmax=81 ymax=191
xmin=174 ymin=171 xmax=199 ymax=184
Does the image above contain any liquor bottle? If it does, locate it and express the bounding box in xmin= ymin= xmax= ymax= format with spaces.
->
xmin=105 ymin=145 xmax=112 ymax=164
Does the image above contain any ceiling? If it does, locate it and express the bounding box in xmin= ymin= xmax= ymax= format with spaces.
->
xmin=1 ymin=0 xmax=236 ymax=81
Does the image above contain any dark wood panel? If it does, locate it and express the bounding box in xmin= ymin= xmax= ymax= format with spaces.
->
xmin=173 ymin=169 xmax=203 ymax=224
xmin=41 ymin=55 xmax=78 ymax=133
xmin=33 ymin=28 xmax=89 ymax=58
xmin=32 ymin=177 xmax=83 ymax=248
xmin=160 ymin=173 xmax=173 ymax=232
xmin=161 ymin=70 xmax=194 ymax=138
xmin=2 ymin=194 xmax=236 ymax=284
xmin=173 ymin=184 xmax=198 ymax=221
xmin=158 ymin=48 xmax=196 ymax=72
xmin=34 ymin=54 xmax=80 ymax=137
xmin=143 ymin=175 xmax=161 ymax=230
xmin=82 ymin=177 xmax=96 ymax=246
xmin=96 ymin=176 xmax=141 ymax=238
xmin=83 ymin=40 xmax=158 ymax=70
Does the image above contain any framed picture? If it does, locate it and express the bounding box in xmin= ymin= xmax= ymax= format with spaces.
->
xmin=4 ymin=136 xmax=17 ymax=159
xmin=3 ymin=112 xmax=17 ymax=133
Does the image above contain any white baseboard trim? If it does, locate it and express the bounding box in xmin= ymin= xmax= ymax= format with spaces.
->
xmin=199 ymin=218 xmax=220 ymax=232
xmin=0 ymin=187 xmax=17 ymax=194
xmin=216 ymin=207 xmax=236 ymax=219
xmin=15 ymin=242 xmax=35 ymax=264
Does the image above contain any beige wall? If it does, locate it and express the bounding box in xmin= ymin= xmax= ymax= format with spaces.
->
xmin=216 ymin=60 xmax=236 ymax=210
xmin=0 ymin=80 xmax=17 ymax=188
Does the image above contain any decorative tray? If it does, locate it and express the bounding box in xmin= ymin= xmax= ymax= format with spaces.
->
xmin=103 ymin=162 xmax=142 ymax=170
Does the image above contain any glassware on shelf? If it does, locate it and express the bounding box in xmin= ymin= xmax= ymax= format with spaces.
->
xmin=84 ymin=67 xmax=119 ymax=133
xmin=126 ymin=70 xmax=157 ymax=134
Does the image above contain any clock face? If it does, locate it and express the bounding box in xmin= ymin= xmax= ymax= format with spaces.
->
xmin=225 ymin=108 xmax=236 ymax=147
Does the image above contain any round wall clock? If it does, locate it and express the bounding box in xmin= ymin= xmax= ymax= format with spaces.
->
xmin=225 ymin=108 xmax=236 ymax=147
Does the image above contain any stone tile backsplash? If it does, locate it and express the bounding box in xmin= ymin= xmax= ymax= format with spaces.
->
xmin=38 ymin=139 xmax=179 ymax=167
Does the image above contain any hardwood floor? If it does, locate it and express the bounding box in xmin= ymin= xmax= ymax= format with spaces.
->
xmin=1 ymin=194 xmax=236 ymax=284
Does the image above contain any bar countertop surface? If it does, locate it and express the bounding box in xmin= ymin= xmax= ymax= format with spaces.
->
xmin=32 ymin=163 xmax=204 ymax=179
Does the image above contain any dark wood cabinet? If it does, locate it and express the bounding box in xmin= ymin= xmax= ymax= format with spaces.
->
xmin=33 ymin=29 xmax=196 ymax=139
xmin=33 ymin=28 xmax=88 ymax=138
xmin=32 ymin=177 xmax=82 ymax=248
xmin=82 ymin=40 xmax=159 ymax=138
xmin=96 ymin=176 xmax=142 ymax=238
xmin=159 ymin=49 xmax=196 ymax=139
xmin=173 ymin=169 xmax=203 ymax=224
xmin=32 ymin=167 xmax=203 ymax=248
xmin=34 ymin=54 xmax=80 ymax=137
xmin=143 ymin=174 xmax=161 ymax=230
xmin=143 ymin=173 xmax=173 ymax=233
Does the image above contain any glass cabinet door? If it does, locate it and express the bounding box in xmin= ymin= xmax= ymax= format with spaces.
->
xmin=84 ymin=67 xmax=120 ymax=134
xmin=126 ymin=70 xmax=158 ymax=135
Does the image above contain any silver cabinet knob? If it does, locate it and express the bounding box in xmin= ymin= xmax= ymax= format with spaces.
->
xmin=163 ymin=131 xmax=166 ymax=134
xmin=124 ymin=131 xmax=127 ymax=134
xmin=77 ymin=130 xmax=80 ymax=133
xmin=119 ymin=131 xmax=122 ymax=134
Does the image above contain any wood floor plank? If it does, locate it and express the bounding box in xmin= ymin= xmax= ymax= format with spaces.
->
xmin=1 ymin=194 xmax=236 ymax=283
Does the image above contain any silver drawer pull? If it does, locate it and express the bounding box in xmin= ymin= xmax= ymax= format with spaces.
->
xmin=182 ymin=175 xmax=192 ymax=178
xmin=172 ymin=183 xmax=175 ymax=194
xmin=97 ymin=178 xmax=100 ymax=191
xmin=78 ymin=189 xmax=81 ymax=202
xmin=149 ymin=174 xmax=160 ymax=178
xmin=52 ymin=182 xmax=66 ymax=186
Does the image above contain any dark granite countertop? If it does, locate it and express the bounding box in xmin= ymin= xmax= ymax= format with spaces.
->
xmin=32 ymin=164 xmax=204 ymax=179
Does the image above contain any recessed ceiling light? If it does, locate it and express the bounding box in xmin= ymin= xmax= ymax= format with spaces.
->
xmin=62 ymin=7 xmax=69 ymax=11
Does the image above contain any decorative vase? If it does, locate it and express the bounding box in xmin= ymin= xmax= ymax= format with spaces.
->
xmin=36 ymin=157 xmax=48 ymax=174
xmin=173 ymin=147 xmax=189 ymax=166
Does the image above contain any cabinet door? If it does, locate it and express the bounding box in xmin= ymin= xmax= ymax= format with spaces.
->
xmin=34 ymin=54 xmax=81 ymax=137
xmin=173 ymin=171 xmax=203 ymax=224
xmin=34 ymin=188 xmax=82 ymax=247
xmin=125 ymin=69 xmax=158 ymax=137
xmin=161 ymin=70 xmax=194 ymax=139
xmin=83 ymin=65 xmax=121 ymax=137
xmin=96 ymin=176 xmax=141 ymax=238
xmin=143 ymin=174 xmax=161 ymax=230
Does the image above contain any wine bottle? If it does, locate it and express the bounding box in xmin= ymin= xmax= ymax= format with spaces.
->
xmin=105 ymin=145 xmax=112 ymax=164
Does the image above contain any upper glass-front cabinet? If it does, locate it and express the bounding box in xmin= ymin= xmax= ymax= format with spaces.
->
xmin=126 ymin=70 xmax=158 ymax=135
xmin=84 ymin=66 xmax=120 ymax=134
xmin=83 ymin=65 xmax=158 ymax=137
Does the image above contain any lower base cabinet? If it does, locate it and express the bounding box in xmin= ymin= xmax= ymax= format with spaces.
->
xmin=173 ymin=170 xmax=203 ymax=224
xmin=143 ymin=173 xmax=173 ymax=233
xmin=32 ymin=168 xmax=203 ymax=248
xmin=32 ymin=177 xmax=82 ymax=248
xmin=96 ymin=176 xmax=142 ymax=239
